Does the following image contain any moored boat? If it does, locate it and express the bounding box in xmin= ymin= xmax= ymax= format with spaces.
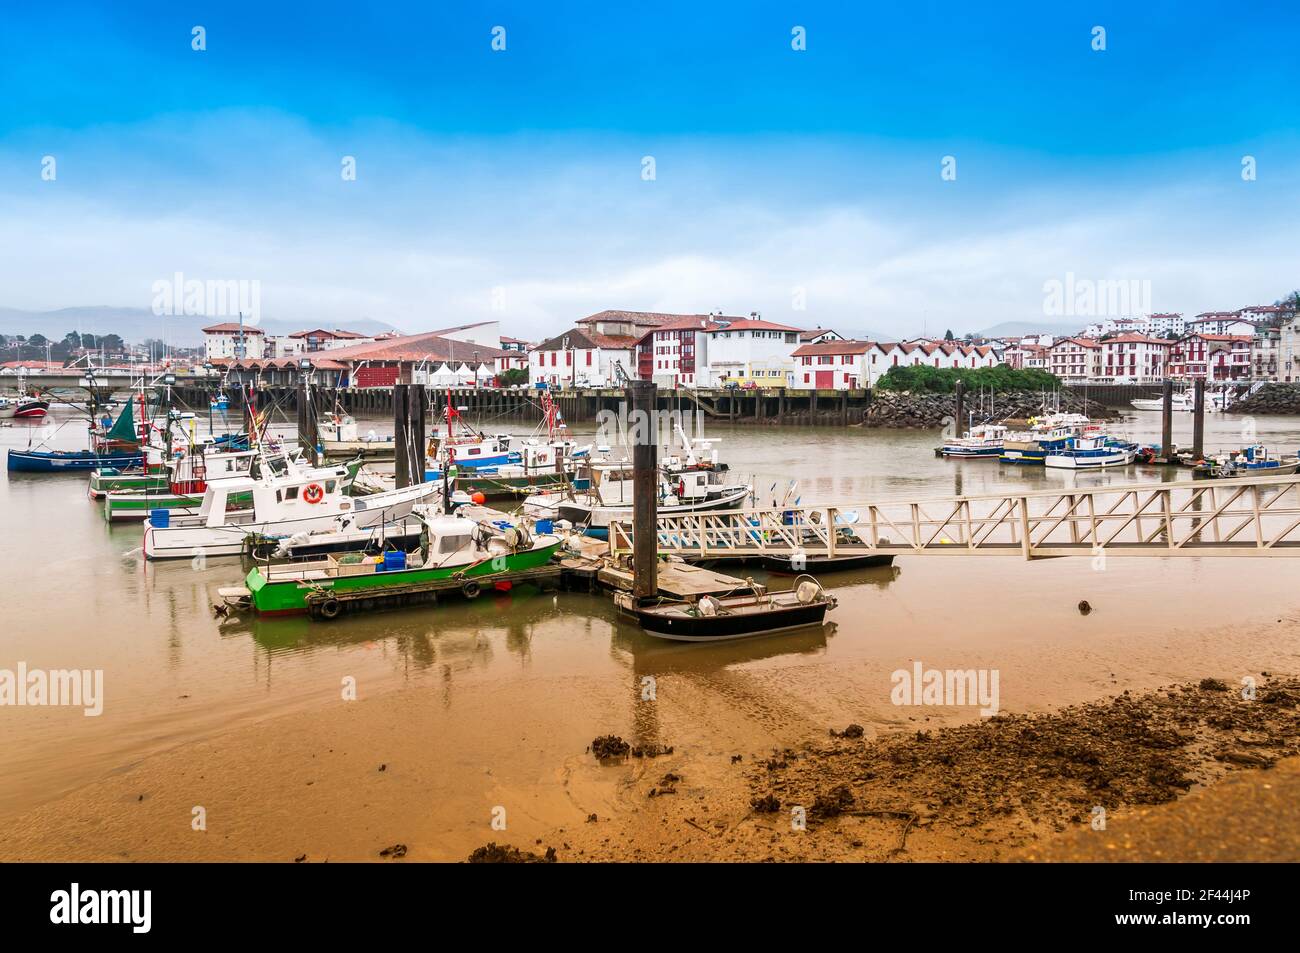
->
xmin=223 ymin=509 xmax=562 ymax=616
xmin=614 ymin=575 xmax=837 ymax=642
xmin=1044 ymin=433 xmax=1136 ymax=469
xmin=938 ymin=423 xmax=1007 ymax=459
xmin=142 ymin=459 xmax=432 ymax=559
xmin=1192 ymin=444 xmax=1300 ymax=479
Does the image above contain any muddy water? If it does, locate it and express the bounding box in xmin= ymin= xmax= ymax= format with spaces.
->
xmin=2 ymin=407 xmax=1300 ymax=856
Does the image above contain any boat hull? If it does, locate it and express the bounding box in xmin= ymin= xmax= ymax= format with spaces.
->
xmin=7 ymin=449 xmax=143 ymax=473
xmin=563 ymin=489 xmax=750 ymax=539
xmin=247 ymin=541 xmax=561 ymax=615
xmin=1044 ymin=451 xmax=1134 ymax=470
xmin=760 ymin=552 xmax=895 ymax=573
xmin=624 ymin=598 xmax=831 ymax=642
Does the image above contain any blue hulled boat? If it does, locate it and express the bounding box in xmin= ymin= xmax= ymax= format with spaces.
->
xmin=7 ymin=448 xmax=144 ymax=472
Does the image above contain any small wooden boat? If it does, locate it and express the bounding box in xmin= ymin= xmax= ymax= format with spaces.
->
xmin=1192 ymin=445 xmax=1300 ymax=479
xmin=616 ymin=576 xmax=837 ymax=642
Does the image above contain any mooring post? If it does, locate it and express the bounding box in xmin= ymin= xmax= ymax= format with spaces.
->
xmin=296 ymin=382 xmax=320 ymax=465
xmin=393 ymin=383 xmax=427 ymax=488
xmin=628 ymin=379 xmax=658 ymax=602
xmin=1160 ymin=379 xmax=1174 ymax=462
xmin=953 ymin=379 xmax=966 ymax=438
xmin=1191 ymin=378 xmax=1206 ymax=460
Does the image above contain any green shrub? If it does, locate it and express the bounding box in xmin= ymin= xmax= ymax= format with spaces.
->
xmin=875 ymin=365 xmax=1061 ymax=394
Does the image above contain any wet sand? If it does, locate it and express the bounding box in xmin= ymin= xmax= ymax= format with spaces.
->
xmin=3 ymin=624 xmax=1298 ymax=862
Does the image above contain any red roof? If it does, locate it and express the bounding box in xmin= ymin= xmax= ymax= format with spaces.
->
xmin=708 ymin=318 xmax=801 ymax=333
xmin=312 ymin=330 xmax=508 ymax=364
xmin=289 ymin=328 xmax=368 ymax=339
xmin=535 ymin=328 xmax=639 ymax=351
xmin=202 ymin=323 xmax=265 ymax=334
xmin=575 ymin=310 xmax=741 ymax=328
xmin=792 ymin=341 xmax=872 ymax=357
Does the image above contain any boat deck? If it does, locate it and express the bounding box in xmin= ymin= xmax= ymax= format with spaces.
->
xmin=596 ymin=561 xmax=757 ymax=599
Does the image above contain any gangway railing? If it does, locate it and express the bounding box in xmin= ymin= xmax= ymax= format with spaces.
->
xmin=608 ymin=475 xmax=1300 ymax=560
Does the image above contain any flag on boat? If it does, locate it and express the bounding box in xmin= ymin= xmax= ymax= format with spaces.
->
xmin=105 ymin=399 xmax=137 ymax=444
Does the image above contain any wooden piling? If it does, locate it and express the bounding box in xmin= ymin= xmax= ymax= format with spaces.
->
xmin=1160 ymin=379 xmax=1174 ymax=461
xmin=1191 ymin=378 xmax=1206 ymax=460
xmin=628 ymin=380 xmax=658 ymax=601
xmin=953 ymin=380 xmax=966 ymax=438
xmin=393 ymin=383 xmax=427 ymax=488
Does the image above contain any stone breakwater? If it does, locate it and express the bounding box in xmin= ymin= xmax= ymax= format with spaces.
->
xmin=863 ymin=390 xmax=1120 ymax=429
xmin=1229 ymin=383 xmax=1300 ymax=416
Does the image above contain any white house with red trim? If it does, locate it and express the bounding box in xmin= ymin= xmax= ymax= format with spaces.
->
xmin=1168 ymin=334 xmax=1252 ymax=381
xmin=791 ymin=341 xmax=874 ymax=389
xmin=1046 ymin=338 xmax=1101 ymax=382
xmin=1097 ymin=334 xmax=1170 ymax=384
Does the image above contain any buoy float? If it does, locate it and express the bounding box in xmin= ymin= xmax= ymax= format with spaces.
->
xmin=471 ymin=491 xmax=486 ymax=504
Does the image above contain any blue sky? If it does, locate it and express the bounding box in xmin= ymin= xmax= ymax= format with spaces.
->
xmin=1 ymin=1 xmax=1297 ymax=337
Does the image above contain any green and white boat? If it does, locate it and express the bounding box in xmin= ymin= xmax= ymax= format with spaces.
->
xmin=221 ymin=510 xmax=561 ymax=616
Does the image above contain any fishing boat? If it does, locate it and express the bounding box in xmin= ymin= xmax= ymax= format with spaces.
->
xmin=142 ymin=459 xmax=438 ymax=560
xmin=938 ymin=423 xmax=1008 ymax=459
xmin=102 ymin=448 xmax=329 ymax=521
xmin=614 ymin=575 xmax=837 ymax=642
xmin=1044 ymin=433 xmax=1136 ymax=470
xmin=1131 ymin=392 xmax=1193 ymax=412
xmin=13 ymin=394 xmax=50 ymax=418
xmin=999 ymin=413 xmax=1092 ymax=465
xmin=1192 ymin=445 xmax=1300 ymax=479
xmin=317 ymin=413 xmax=397 ymax=458
xmin=6 ymin=397 xmax=143 ymax=472
xmin=220 ymin=509 xmax=562 ymax=616
xmin=525 ymin=459 xmax=750 ymax=538
xmin=0 ymin=397 xmax=16 ymax=420
xmin=1131 ymin=390 xmax=1230 ymax=412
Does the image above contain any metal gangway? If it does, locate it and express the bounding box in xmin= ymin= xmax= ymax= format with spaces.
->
xmin=608 ymin=475 xmax=1300 ymax=560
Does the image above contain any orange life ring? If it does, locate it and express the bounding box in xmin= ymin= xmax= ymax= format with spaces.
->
xmin=303 ymin=483 xmax=325 ymax=504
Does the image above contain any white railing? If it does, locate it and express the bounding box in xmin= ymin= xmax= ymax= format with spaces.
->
xmin=608 ymin=475 xmax=1300 ymax=560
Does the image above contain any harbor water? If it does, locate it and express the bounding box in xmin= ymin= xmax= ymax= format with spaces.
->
xmin=3 ymin=406 xmax=1300 ymax=858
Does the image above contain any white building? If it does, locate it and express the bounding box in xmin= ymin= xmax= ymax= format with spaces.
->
xmin=1189 ymin=313 xmax=1256 ymax=336
xmin=1097 ymin=334 xmax=1170 ymax=384
xmin=798 ymin=327 xmax=844 ymax=346
xmin=791 ymin=341 xmax=873 ymax=389
xmin=704 ymin=317 xmax=803 ymax=387
xmin=1047 ymin=338 xmax=1101 ymax=382
xmin=530 ymin=328 xmax=636 ymax=387
xmin=202 ymin=322 xmax=266 ymax=361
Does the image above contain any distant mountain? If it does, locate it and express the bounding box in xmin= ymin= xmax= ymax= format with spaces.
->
xmin=0 ymin=307 xmax=400 ymax=346
xmin=979 ymin=320 xmax=1086 ymax=339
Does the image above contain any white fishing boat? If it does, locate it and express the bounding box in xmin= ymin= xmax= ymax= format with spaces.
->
xmin=1044 ymin=434 xmax=1136 ymax=470
xmin=0 ymin=397 xmax=16 ymax=420
xmin=1131 ymin=390 xmax=1230 ymax=412
xmin=939 ymin=423 xmax=1008 ymax=459
xmin=318 ymin=413 xmax=396 ymax=457
xmin=142 ymin=458 xmax=442 ymax=560
xmin=526 ymin=465 xmax=750 ymax=538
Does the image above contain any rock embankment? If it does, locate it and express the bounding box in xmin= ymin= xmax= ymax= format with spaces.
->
xmin=862 ymin=390 xmax=1119 ymax=429
xmin=1229 ymin=383 xmax=1300 ymax=415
